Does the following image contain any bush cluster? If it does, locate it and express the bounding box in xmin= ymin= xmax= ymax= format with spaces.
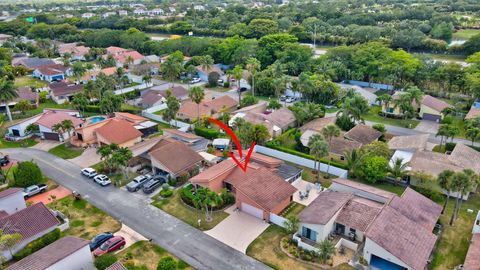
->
xmin=13 ymin=229 xmax=61 ymax=260
xmin=194 ymin=126 xmax=219 ymax=139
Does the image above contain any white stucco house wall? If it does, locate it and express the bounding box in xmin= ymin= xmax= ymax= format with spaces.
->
xmin=363 ymin=238 xmax=413 ymax=270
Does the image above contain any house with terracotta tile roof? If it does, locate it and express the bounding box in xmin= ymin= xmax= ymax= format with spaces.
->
xmin=6 ymin=236 xmax=92 ymax=270
xmin=104 ymin=46 xmax=145 ymax=67
xmin=465 ymin=100 xmax=480 ymax=120
xmin=230 ymin=107 xmax=296 ymax=138
xmin=177 ymin=95 xmax=238 ymax=121
xmin=57 ymin=43 xmax=90 ymax=61
xmin=81 ymin=67 xmax=120 ymax=82
xmin=295 ymin=179 xmax=441 ymax=270
xmin=7 ymin=109 xmax=83 ymax=141
xmin=0 ymin=202 xmax=61 ymax=260
xmin=95 ymin=119 xmax=143 ymax=147
xmin=190 ymin=153 xmax=301 ymax=221
xmin=32 ymin=64 xmax=72 ymax=82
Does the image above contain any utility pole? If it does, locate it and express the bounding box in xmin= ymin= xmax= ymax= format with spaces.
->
xmin=313 ymin=24 xmax=317 ymax=48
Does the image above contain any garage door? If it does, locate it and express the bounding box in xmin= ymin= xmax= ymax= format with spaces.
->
xmin=43 ymin=132 xmax=60 ymax=141
xmin=241 ymin=202 xmax=264 ymax=219
xmin=423 ymin=113 xmax=441 ymax=122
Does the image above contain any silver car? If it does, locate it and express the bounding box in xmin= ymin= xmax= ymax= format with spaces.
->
xmin=93 ymin=174 xmax=111 ymax=186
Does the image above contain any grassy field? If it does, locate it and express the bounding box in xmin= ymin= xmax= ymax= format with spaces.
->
xmin=0 ymin=137 xmax=37 ymax=148
xmin=14 ymin=76 xmax=48 ymax=89
xmin=280 ymin=202 xmax=305 ymax=218
xmin=246 ymin=225 xmax=355 ymax=270
xmin=48 ymin=143 xmax=84 ymax=159
xmin=116 ymin=241 xmax=192 ymax=270
xmin=430 ymin=193 xmax=480 ymax=270
xmin=452 ymin=29 xmax=480 ymax=40
xmin=152 ymin=191 xmax=229 ymax=231
xmin=49 ymin=195 xmax=121 ymax=239
xmin=363 ymin=106 xmax=420 ymax=129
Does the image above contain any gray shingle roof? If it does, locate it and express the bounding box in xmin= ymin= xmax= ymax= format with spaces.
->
xmin=299 ymin=192 xmax=353 ymax=224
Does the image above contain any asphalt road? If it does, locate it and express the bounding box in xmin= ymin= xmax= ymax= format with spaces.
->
xmin=5 ymin=148 xmax=270 ymax=270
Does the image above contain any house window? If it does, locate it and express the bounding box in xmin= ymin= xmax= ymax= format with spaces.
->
xmin=301 ymin=226 xmax=317 ymax=241
xmin=387 ymin=107 xmax=394 ymax=113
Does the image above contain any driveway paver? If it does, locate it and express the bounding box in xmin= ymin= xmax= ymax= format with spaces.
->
xmin=27 ymin=185 xmax=72 ymax=205
xmin=205 ymin=206 xmax=269 ymax=253
xmin=31 ymin=140 xmax=62 ymax=151
xmin=69 ymin=147 xmax=101 ymax=167
xmin=293 ymin=180 xmax=320 ymax=206
xmin=114 ymin=223 xmax=148 ymax=253
xmin=414 ymin=120 xmax=440 ymax=134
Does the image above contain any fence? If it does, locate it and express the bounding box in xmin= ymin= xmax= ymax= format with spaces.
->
xmin=113 ymin=83 xmax=151 ymax=95
xmin=144 ymin=103 xmax=167 ymax=113
xmin=254 ymin=145 xmax=348 ymax=178
xmin=142 ymin=111 xmax=191 ymax=131
xmin=269 ymin=213 xmax=288 ymax=228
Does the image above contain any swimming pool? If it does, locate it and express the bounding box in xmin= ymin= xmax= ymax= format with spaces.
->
xmin=89 ymin=116 xmax=106 ymax=124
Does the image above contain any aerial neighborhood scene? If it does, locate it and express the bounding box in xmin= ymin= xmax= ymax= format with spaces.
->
xmin=1 ymin=0 xmax=480 ymax=270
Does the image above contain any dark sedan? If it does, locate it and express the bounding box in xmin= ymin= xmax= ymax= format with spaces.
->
xmin=89 ymin=232 xmax=113 ymax=251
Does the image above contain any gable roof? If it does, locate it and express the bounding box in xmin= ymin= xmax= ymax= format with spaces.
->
xmin=328 ymin=137 xmax=362 ymax=156
xmin=0 ymin=188 xmax=23 ymax=200
xmin=190 ymin=159 xmax=237 ymax=184
xmin=344 ymin=124 xmax=382 ymax=145
xmin=421 ymin=95 xmax=452 ymax=112
xmin=365 ymin=206 xmax=437 ymax=270
xmin=299 ymin=192 xmax=353 ymax=224
xmin=178 ymin=101 xmax=212 ymax=119
xmin=106 ymin=46 xmax=129 ymax=54
xmin=464 ymin=233 xmax=480 ymax=270
xmin=149 ymin=141 xmax=203 ymax=175
xmin=15 ymin=87 xmax=39 ymax=102
xmin=465 ymin=107 xmax=480 ymax=120
xmin=16 ymin=57 xmax=55 ymax=69
xmin=0 ymin=203 xmax=59 ymax=241
xmin=332 ymin=178 xmax=396 ymax=201
xmin=448 ymin=143 xmax=480 ymax=174
xmin=48 ymin=82 xmax=83 ymax=97
xmin=114 ymin=50 xmax=145 ymax=63
xmin=95 ymin=119 xmax=142 ymax=144
xmin=35 ymin=64 xmax=69 ymax=76
xmin=113 ymin=112 xmax=147 ymax=123
xmin=388 ymin=134 xmax=429 ymax=151
xmin=141 ymin=90 xmax=164 ymax=106
xmin=299 ymin=116 xmax=337 ymax=132
xmin=106 ymin=262 xmax=128 ymax=270
xmin=6 ymin=236 xmax=89 ymax=270
xmin=204 ymin=95 xmax=238 ymax=112
xmin=336 ymin=198 xmax=382 ymax=232
xmin=389 ymin=187 xmax=442 ymax=232
xmin=158 ymin=86 xmax=188 ymax=100
xmin=264 ymin=108 xmax=296 ymax=129
xmin=36 ymin=111 xmax=84 ymax=129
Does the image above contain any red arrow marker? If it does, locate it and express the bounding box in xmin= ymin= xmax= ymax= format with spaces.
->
xmin=208 ymin=117 xmax=256 ymax=172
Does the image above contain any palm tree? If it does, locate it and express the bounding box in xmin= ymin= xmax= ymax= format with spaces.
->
xmin=344 ymin=149 xmax=364 ymax=177
xmin=161 ymin=55 xmax=184 ymax=87
xmin=317 ymin=239 xmax=336 ymax=264
xmin=231 ymin=65 xmax=243 ymax=104
xmin=283 ymin=216 xmax=300 ymax=235
xmin=388 ymin=158 xmax=408 ymax=185
xmin=465 ymin=127 xmax=480 ymax=146
xmin=51 ymin=123 xmax=65 ymax=142
xmin=0 ymin=79 xmax=18 ymax=122
xmin=436 ymin=124 xmax=450 ymax=151
xmin=337 ymin=94 xmax=369 ymax=124
xmin=246 ymin=57 xmax=260 ymax=97
xmin=405 ymin=86 xmax=423 ymax=106
xmin=322 ymin=124 xmax=340 ymax=176
xmin=395 ymin=93 xmax=415 ymax=120
xmin=376 ymin=94 xmax=392 ymax=117
xmin=437 ymin=170 xmax=454 ymax=214
xmin=200 ymin=55 xmax=214 ymax=73
xmin=188 ymin=86 xmax=205 ymax=123
xmin=308 ymin=133 xmax=323 ymax=178
xmin=192 ymin=188 xmax=223 ymax=222
xmin=61 ymin=120 xmax=74 ymax=147
xmin=309 ymin=137 xmax=329 ymax=182
xmin=71 ymin=93 xmax=89 ymax=117
xmin=456 ymin=169 xmax=477 ymax=220
xmin=112 ymin=147 xmax=133 ymax=181
xmin=449 ymin=171 xmax=469 ymax=225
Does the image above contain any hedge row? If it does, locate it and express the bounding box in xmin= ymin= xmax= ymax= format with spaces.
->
xmin=194 ymin=126 xmax=220 ymax=139
xmin=13 ymin=228 xmax=61 ymax=261
xmin=84 ymin=105 xmax=142 ymax=115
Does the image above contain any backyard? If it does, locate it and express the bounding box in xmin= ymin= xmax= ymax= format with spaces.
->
xmin=452 ymin=29 xmax=480 ymax=40
xmin=48 ymin=143 xmax=84 ymax=159
xmin=152 ymin=190 xmax=229 ymax=231
xmin=49 ymin=195 xmax=121 ymax=239
xmin=14 ymin=76 xmax=48 ymax=89
xmin=116 ymin=241 xmax=192 ymax=270
xmin=362 ymin=106 xmax=419 ymax=128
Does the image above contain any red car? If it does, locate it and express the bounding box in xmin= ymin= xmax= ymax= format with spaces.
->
xmin=93 ymin=236 xmax=125 ymax=256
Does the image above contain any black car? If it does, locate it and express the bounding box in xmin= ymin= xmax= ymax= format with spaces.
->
xmin=89 ymin=232 xmax=114 ymax=251
xmin=0 ymin=155 xmax=9 ymax=167
xmin=142 ymin=176 xmax=166 ymax=194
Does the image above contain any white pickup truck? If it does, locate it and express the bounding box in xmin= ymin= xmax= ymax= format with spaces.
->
xmin=23 ymin=184 xmax=47 ymax=198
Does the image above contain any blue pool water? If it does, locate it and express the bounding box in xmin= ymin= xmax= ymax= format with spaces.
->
xmin=89 ymin=116 xmax=106 ymax=124
xmin=370 ymin=255 xmax=407 ymax=270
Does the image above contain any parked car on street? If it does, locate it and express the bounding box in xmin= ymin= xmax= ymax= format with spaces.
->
xmin=239 ymin=87 xmax=248 ymax=92
xmin=94 ymin=174 xmax=111 ymax=186
xmin=81 ymin=168 xmax=97 ymax=178
xmin=280 ymin=95 xmax=287 ymax=101
xmin=93 ymin=236 xmax=125 ymax=256
xmin=285 ymin=97 xmax=295 ymax=103
xmin=89 ymin=232 xmax=113 ymax=251
xmin=189 ymin=77 xmax=201 ymax=84
xmin=0 ymin=155 xmax=9 ymax=166
xmin=23 ymin=184 xmax=47 ymax=198
xmin=142 ymin=176 xmax=166 ymax=194
xmin=126 ymin=174 xmax=152 ymax=192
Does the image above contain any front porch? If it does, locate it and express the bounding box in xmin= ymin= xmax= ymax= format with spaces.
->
xmin=293 ymin=232 xmax=361 ymax=253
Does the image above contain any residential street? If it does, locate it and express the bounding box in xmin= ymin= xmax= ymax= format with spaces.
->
xmin=4 ymin=148 xmax=270 ymax=270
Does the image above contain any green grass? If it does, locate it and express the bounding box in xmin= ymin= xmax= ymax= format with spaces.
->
xmin=452 ymin=29 xmax=480 ymax=40
xmin=414 ymin=53 xmax=467 ymax=62
xmin=430 ymin=193 xmax=480 ymax=270
xmin=362 ymin=106 xmax=419 ymax=129
xmin=23 ymin=100 xmax=73 ymax=116
xmin=0 ymin=137 xmax=37 ymax=148
xmin=152 ymin=190 xmax=229 ymax=231
xmin=14 ymin=76 xmax=48 ymax=88
xmin=48 ymin=144 xmax=84 ymax=159
xmin=280 ymin=202 xmax=305 ymax=218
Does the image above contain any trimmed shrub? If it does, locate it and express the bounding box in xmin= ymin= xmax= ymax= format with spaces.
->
xmin=12 ymin=161 xmax=43 ymax=188
xmin=157 ymin=256 xmax=176 ymax=270
xmin=120 ymin=107 xmax=142 ymax=114
xmin=85 ymin=105 xmax=101 ymax=113
xmin=160 ymin=189 xmax=173 ymax=198
xmin=208 ymin=72 xmax=220 ymax=87
xmin=194 ymin=126 xmax=219 ymax=139
xmin=94 ymin=254 xmax=118 ymax=270
xmin=13 ymin=229 xmax=61 ymax=260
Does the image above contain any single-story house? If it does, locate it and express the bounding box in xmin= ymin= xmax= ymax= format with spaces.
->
xmin=231 ymin=108 xmax=296 ymax=138
xmin=32 ymin=64 xmax=72 ymax=82
xmin=338 ymin=84 xmax=378 ymax=105
xmin=105 ymin=46 xmax=145 ymax=67
xmin=81 ymin=67 xmax=119 ymax=83
xmin=6 ymin=236 xmax=92 ymax=270
xmin=465 ymin=100 xmax=480 ymax=120
xmin=0 ymin=202 xmax=60 ymax=261
xmin=48 ymin=81 xmax=83 ymax=104
xmin=177 ymin=95 xmax=238 ymax=121
xmin=0 ymin=188 xmax=26 ymax=215
xmin=419 ymin=95 xmax=452 ymax=122
xmin=387 ymin=134 xmax=429 ymax=170
xmin=195 ymin=65 xmax=224 ymax=82
xmin=344 ymin=124 xmax=382 ymax=145
xmin=7 ymin=109 xmax=83 ymax=141
xmin=129 ymin=63 xmax=160 ymax=76
xmin=13 ymin=57 xmax=55 ymax=70
xmin=190 ymin=153 xmax=301 ymax=220
xmin=96 ymin=119 xmax=143 ymax=147
xmin=159 ymin=129 xmax=208 ymax=152
xmin=299 ymin=116 xmax=337 ymax=133
xmin=342 ymin=80 xmax=394 ymax=91
xmin=463 ymin=233 xmax=480 ymax=270
xmin=0 ymin=87 xmax=39 ymax=112
xmin=140 ymin=85 xmax=189 ymax=108
xmin=58 ymin=43 xmax=90 ymax=61
xmin=296 ymin=180 xmax=441 ymax=270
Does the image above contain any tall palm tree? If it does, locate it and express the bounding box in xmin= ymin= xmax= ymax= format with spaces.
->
xmin=337 ymin=95 xmax=369 ymax=124
xmin=161 ymin=56 xmax=184 ymax=87
xmin=436 ymin=124 xmax=450 ymax=151
xmin=344 ymin=148 xmax=364 ymax=177
xmin=465 ymin=127 xmax=480 ymax=146
xmin=376 ymin=94 xmax=392 ymax=117
xmin=449 ymin=171 xmax=472 ymax=225
xmin=231 ymin=65 xmax=243 ymax=104
xmin=395 ymin=93 xmax=415 ymax=120
xmin=200 ymin=55 xmax=214 ymax=73
xmin=438 ymin=170 xmax=454 ymax=214
xmin=309 ymin=137 xmax=329 ymax=182
xmin=188 ymin=86 xmax=205 ymax=123
xmin=322 ymin=124 xmax=340 ymax=176
xmin=61 ymin=120 xmax=74 ymax=147
xmin=51 ymin=123 xmax=65 ymax=142
xmin=388 ymin=158 xmax=408 ymax=185
xmin=308 ymin=133 xmax=323 ymax=177
xmin=406 ymin=86 xmax=423 ymax=107
xmin=456 ymin=169 xmax=477 ymax=220
xmin=0 ymin=79 xmax=18 ymax=122
xmin=246 ymin=57 xmax=260 ymax=97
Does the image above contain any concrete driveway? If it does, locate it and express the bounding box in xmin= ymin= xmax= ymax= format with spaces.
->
xmin=114 ymin=223 xmax=148 ymax=253
xmin=27 ymin=185 xmax=71 ymax=205
xmin=205 ymin=206 xmax=269 ymax=253
xmin=69 ymin=147 xmax=101 ymax=167
xmin=31 ymin=140 xmax=62 ymax=151
xmin=414 ymin=121 xmax=439 ymax=134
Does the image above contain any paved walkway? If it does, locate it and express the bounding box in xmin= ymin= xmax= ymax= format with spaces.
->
xmin=4 ymin=148 xmax=269 ymax=270
xmin=293 ymin=180 xmax=319 ymax=206
xmin=26 ymin=185 xmax=72 ymax=205
xmin=31 ymin=140 xmax=62 ymax=151
xmin=69 ymin=147 xmax=101 ymax=167
xmin=205 ymin=206 xmax=269 ymax=253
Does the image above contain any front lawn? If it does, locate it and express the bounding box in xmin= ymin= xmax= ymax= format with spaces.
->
xmin=48 ymin=144 xmax=84 ymax=159
xmin=152 ymin=191 xmax=229 ymax=231
xmin=116 ymin=241 xmax=192 ymax=270
xmin=362 ymin=106 xmax=419 ymax=129
xmin=430 ymin=193 xmax=480 ymax=270
xmin=14 ymin=76 xmax=48 ymax=88
xmin=452 ymin=29 xmax=480 ymax=40
xmin=49 ymin=195 xmax=121 ymax=239
xmin=247 ymin=225 xmax=354 ymax=270
xmin=0 ymin=137 xmax=37 ymax=148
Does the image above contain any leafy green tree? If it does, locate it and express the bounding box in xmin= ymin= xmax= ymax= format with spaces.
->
xmin=94 ymin=254 xmax=118 ymax=270
xmin=358 ymin=156 xmax=388 ymax=183
xmin=192 ymin=188 xmax=223 ymax=222
xmin=13 ymin=161 xmax=43 ymax=187
xmin=112 ymin=147 xmax=133 ymax=181
xmin=283 ymin=216 xmax=300 ymax=235
xmin=161 ymin=51 xmax=184 ymax=86
xmin=360 ymin=141 xmax=391 ymax=159
xmin=13 ymin=100 xmax=31 ymax=114
xmin=267 ymin=100 xmax=281 ymax=111
xmin=72 ymin=62 xmax=86 ymax=82
xmin=163 ymin=92 xmax=180 ymax=127
xmin=246 ymin=57 xmax=260 ymax=97
xmin=247 ymin=19 xmax=279 ymax=39
xmin=97 ymin=144 xmax=119 ymax=174
xmin=71 ymin=92 xmax=89 ymax=117
xmin=466 ymin=127 xmax=480 ymax=146
xmin=188 ymin=86 xmax=205 ymax=123
xmin=0 ymin=229 xmax=22 ymax=259
xmin=157 ymin=256 xmax=176 ymax=270
xmin=430 ymin=22 xmax=453 ymax=41
xmin=0 ymin=78 xmax=18 ymax=122
xmin=99 ymin=91 xmax=123 ymax=115
xmin=239 ymin=95 xmax=257 ymax=108
xmin=337 ymin=94 xmax=369 ymax=124
xmin=25 ymin=123 xmax=39 ymax=135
